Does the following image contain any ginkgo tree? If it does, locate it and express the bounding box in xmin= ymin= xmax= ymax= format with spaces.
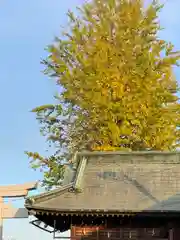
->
xmin=26 ymin=0 xmax=180 ymax=188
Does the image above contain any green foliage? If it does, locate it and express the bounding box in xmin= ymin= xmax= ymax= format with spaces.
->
xmin=27 ymin=0 xmax=180 ymax=188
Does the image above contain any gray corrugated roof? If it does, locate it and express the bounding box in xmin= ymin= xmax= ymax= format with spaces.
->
xmin=25 ymin=151 xmax=180 ymax=213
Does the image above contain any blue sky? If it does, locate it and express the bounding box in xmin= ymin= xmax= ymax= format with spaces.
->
xmin=0 ymin=0 xmax=179 ymax=239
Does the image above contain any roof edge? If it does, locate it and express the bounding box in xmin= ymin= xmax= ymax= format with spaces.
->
xmin=25 ymin=182 xmax=74 ymax=207
xmin=73 ymin=157 xmax=87 ymax=190
xmin=26 ymin=207 xmax=180 ymax=216
xmin=77 ymin=151 xmax=180 ymax=156
xmin=25 ymin=153 xmax=84 ymax=208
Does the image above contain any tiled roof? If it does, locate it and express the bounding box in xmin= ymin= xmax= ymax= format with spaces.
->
xmin=25 ymin=151 xmax=180 ymax=213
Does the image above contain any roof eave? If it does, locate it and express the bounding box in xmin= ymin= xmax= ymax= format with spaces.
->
xmin=25 ymin=182 xmax=74 ymax=207
xmin=77 ymin=151 xmax=180 ymax=157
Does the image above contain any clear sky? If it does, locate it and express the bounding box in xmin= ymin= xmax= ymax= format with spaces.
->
xmin=0 ymin=0 xmax=180 ymax=239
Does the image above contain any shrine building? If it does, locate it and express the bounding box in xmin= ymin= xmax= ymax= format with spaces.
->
xmin=25 ymin=151 xmax=180 ymax=240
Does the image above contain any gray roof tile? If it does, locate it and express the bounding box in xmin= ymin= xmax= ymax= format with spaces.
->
xmin=25 ymin=151 xmax=180 ymax=213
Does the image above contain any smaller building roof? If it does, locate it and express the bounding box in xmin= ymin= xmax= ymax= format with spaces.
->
xmin=25 ymin=151 xmax=180 ymax=215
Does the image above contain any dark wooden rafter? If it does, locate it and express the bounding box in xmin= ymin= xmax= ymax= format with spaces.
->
xmin=30 ymin=212 xmax=180 ymax=232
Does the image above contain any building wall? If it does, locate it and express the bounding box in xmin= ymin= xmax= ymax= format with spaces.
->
xmin=170 ymin=228 xmax=180 ymax=240
xmin=71 ymin=226 xmax=169 ymax=240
